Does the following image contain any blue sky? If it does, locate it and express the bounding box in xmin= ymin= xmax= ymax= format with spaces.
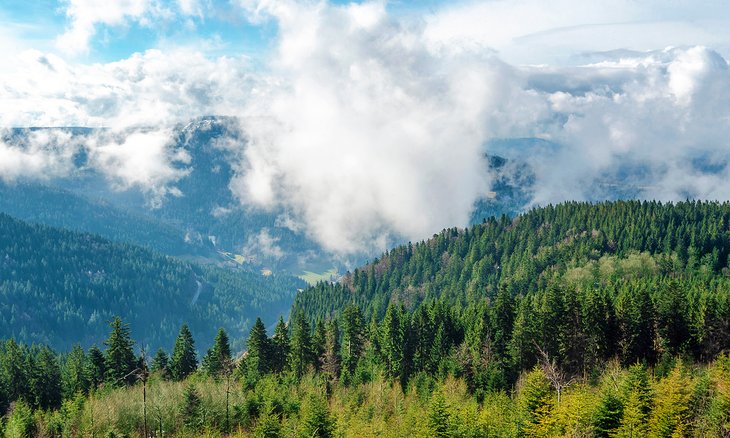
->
xmin=0 ymin=0 xmax=449 ymax=63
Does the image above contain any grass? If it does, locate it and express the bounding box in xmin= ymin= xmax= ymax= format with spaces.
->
xmin=299 ymin=268 xmax=338 ymax=286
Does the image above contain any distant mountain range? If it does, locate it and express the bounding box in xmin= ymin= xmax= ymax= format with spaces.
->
xmin=0 ymin=117 xmax=543 ymax=281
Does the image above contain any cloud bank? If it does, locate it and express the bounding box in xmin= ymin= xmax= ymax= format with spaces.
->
xmin=3 ymin=0 xmax=730 ymax=255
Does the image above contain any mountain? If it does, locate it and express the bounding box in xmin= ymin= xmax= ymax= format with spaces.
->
xmin=294 ymin=200 xmax=730 ymax=376
xmin=0 ymin=212 xmax=305 ymax=352
xmin=2 ymin=120 xmax=549 ymax=285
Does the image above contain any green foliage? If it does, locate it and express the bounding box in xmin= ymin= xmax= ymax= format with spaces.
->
xmin=202 ymin=328 xmax=232 ymax=378
xmin=151 ymin=348 xmax=170 ymax=379
xmin=428 ymin=392 xmax=452 ymax=437
xmin=104 ymin=317 xmax=136 ymax=386
xmin=0 ymin=212 xmax=304 ymax=352
xmin=170 ymin=324 xmax=197 ymax=381
xmin=298 ymin=394 xmax=334 ymax=438
xmin=5 ymin=399 xmax=34 ymax=438
xmin=180 ymin=384 xmax=202 ymax=431
xmin=289 ymin=313 xmax=315 ymax=380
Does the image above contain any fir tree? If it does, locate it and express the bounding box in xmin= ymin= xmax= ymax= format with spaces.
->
xmin=428 ymin=392 xmax=452 ymax=438
xmin=151 ymin=348 xmax=170 ymax=379
xmin=246 ymin=318 xmax=272 ymax=377
xmin=104 ymin=317 xmax=136 ymax=386
xmin=271 ymin=317 xmax=290 ymax=374
xmin=202 ymin=328 xmax=232 ymax=378
xmin=290 ymin=313 xmax=315 ymax=380
xmin=86 ymin=345 xmax=106 ymax=389
xmin=180 ymin=384 xmax=202 ymax=430
xmin=340 ymin=304 xmax=364 ymax=382
xmin=62 ymin=344 xmax=89 ymax=398
xmin=170 ymin=324 xmax=198 ymax=381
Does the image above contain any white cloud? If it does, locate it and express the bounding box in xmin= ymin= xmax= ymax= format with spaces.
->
xmin=425 ymin=0 xmax=730 ymax=65
xmin=4 ymin=0 xmax=730 ymax=256
xmin=234 ymin=0 xmax=497 ymax=254
xmin=56 ymin=0 xmax=152 ymax=54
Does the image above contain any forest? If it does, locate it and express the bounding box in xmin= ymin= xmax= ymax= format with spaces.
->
xmin=0 ymin=213 xmax=304 ymax=352
xmin=1 ymin=200 xmax=730 ymax=436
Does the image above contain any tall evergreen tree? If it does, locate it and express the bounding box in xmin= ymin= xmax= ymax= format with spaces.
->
xmin=202 ymin=328 xmax=232 ymax=378
xmin=321 ymin=319 xmax=341 ymax=380
xmin=29 ymin=346 xmax=62 ymax=411
xmin=246 ymin=318 xmax=272 ymax=377
xmin=271 ymin=317 xmax=290 ymax=374
xmin=1 ymin=339 xmax=28 ymax=404
xmin=104 ymin=317 xmax=137 ymax=386
xmin=62 ymin=344 xmax=89 ymax=399
xmin=340 ymin=305 xmax=364 ymax=382
xmin=289 ymin=313 xmax=315 ymax=380
xmin=170 ymin=324 xmax=198 ymax=381
xmin=86 ymin=345 xmax=106 ymax=389
xmin=151 ymin=348 xmax=170 ymax=379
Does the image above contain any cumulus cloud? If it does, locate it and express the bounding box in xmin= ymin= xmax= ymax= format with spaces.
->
xmin=233 ymin=0 xmax=498 ymax=254
xmin=519 ymin=46 xmax=730 ymax=205
xmin=0 ymin=47 xmax=253 ymax=203
xmin=56 ymin=0 xmax=152 ymax=54
xmin=4 ymin=0 xmax=730 ymax=255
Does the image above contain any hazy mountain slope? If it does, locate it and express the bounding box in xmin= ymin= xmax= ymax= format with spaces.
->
xmin=0 ymin=213 xmax=305 ymax=352
xmin=0 ymin=182 xmax=211 ymax=257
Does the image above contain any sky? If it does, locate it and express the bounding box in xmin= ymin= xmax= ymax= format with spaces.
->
xmin=2 ymin=0 xmax=730 ymax=254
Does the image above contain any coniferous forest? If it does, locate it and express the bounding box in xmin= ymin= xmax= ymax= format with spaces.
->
xmin=2 ymin=201 xmax=730 ymax=436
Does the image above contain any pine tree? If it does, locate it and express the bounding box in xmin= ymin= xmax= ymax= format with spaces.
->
xmin=593 ymin=391 xmax=624 ymax=437
xmin=86 ymin=345 xmax=106 ymax=389
xmin=381 ymin=303 xmax=405 ymax=380
xmin=271 ymin=317 xmax=290 ymax=374
xmin=648 ymin=363 xmax=691 ymax=437
xmin=151 ymin=348 xmax=170 ymax=379
xmin=246 ymin=318 xmax=272 ymax=377
xmin=202 ymin=328 xmax=232 ymax=378
xmin=428 ymin=392 xmax=452 ymax=437
xmin=340 ymin=304 xmax=364 ymax=382
xmin=298 ymin=394 xmax=335 ymax=438
xmin=617 ymin=363 xmax=653 ymax=437
xmin=289 ymin=313 xmax=314 ymax=380
xmin=62 ymin=344 xmax=89 ymax=398
xmin=104 ymin=317 xmax=136 ymax=386
xmin=180 ymin=384 xmax=202 ymax=430
xmin=1 ymin=339 xmax=28 ymax=403
xmin=321 ymin=319 xmax=341 ymax=380
xmin=29 ymin=346 xmax=62 ymax=411
xmin=170 ymin=324 xmax=198 ymax=381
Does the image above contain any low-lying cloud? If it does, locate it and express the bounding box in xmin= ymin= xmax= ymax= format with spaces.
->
xmin=3 ymin=0 xmax=730 ymax=255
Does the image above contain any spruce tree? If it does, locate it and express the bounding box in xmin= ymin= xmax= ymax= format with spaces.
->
xmin=104 ymin=317 xmax=136 ymax=386
xmin=1 ymin=339 xmax=28 ymax=403
xmin=151 ymin=348 xmax=170 ymax=379
xmin=86 ymin=345 xmax=106 ymax=389
xmin=202 ymin=328 xmax=232 ymax=378
xmin=340 ymin=304 xmax=364 ymax=381
xmin=180 ymin=384 xmax=202 ymax=430
xmin=321 ymin=319 xmax=341 ymax=380
xmin=30 ymin=346 xmax=62 ymax=411
xmin=271 ymin=317 xmax=290 ymax=374
xmin=246 ymin=318 xmax=272 ymax=377
xmin=170 ymin=324 xmax=198 ymax=381
xmin=428 ymin=392 xmax=452 ymax=438
xmin=289 ymin=313 xmax=314 ymax=380
xmin=62 ymin=344 xmax=89 ymax=398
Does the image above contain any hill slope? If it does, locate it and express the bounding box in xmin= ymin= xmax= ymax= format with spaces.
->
xmin=0 ymin=213 xmax=305 ymax=352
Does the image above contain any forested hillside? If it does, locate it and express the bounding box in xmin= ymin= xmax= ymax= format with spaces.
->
xmin=2 ymin=201 xmax=730 ymax=437
xmin=293 ymin=201 xmax=730 ymax=387
xmin=0 ymin=182 xmax=211 ymax=257
xmin=0 ymin=213 xmax=305 ymax=352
